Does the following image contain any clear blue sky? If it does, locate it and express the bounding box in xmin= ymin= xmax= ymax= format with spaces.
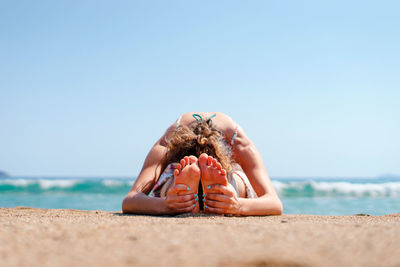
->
xmin=1 ymin=1 xmax=399 ymax=177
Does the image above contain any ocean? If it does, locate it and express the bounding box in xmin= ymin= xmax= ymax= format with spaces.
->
xmin=0 ymin=177 xmax=399 ymax=215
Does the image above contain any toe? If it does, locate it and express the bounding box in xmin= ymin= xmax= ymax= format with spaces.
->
xmin=198 ymin=153 xmax=208 ymax=166
xmin=180 ymin=158 xmax=186 ymax=167
xmin=207 ymin=156 xmax=213 ymax=166
xmin=215 ymin=162 xmax=222 ymax=170
xmin=188 ymin=155 xmax=197 ymax=164
xmin=184 ymin=156 xmax=190 ymax=165
xmin=174 ymin=169 xmax=179 ymax=177
xmin=176 ymin=163 xmax=182 ymax=171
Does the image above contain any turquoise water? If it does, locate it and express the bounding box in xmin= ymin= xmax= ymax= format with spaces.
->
xmin=0 ymin=177 xmax=399 ymax=215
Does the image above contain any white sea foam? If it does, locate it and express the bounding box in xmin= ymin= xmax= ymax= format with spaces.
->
xmin=271 ymin=181 xmax=288 ymax=191
xmin=102 ymin=180 xmax=124 ymax=186
xmin=272 ymin=180 xmax=400 ymax=197
xmin=0 ymin=179 xmax=35 ymax=186
xmin=38 ymin=179 xmax=80 ymax=189
xmin=2 ymin=178 xmax=399 ymax=197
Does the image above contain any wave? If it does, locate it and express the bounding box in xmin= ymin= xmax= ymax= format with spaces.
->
xmin=0 ymin=179 xmax=134 ymax=194
xmin=272 ymin=180 xmax=400 ymax=197
xmin=1 ymin=178 xmax=400 ymax=197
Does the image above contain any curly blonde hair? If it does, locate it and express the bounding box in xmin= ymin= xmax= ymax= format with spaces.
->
xmin=160 ymin=120 xmax=233 ymax=174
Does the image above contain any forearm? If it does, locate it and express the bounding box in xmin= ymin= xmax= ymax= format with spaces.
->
xmin=238 ymin=194 xmax=283 ymax=216
xmin=122 ymin=191 xmax=168 ymax=215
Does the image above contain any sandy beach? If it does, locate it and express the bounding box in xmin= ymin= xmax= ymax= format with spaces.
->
xmin=0 ymin=207 xmax=399 ymax=267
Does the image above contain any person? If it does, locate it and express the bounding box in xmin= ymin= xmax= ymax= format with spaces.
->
xmin=122 ymin=112 xmax=282 ymax=216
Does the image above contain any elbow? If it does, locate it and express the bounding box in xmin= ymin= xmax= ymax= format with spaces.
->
xmin=273 ymin=199 xmax=283 ymax=215
xmin=264 ymin=195 xmax=283 ymax=216
xmin=121 ymin=197 xmax=130 ymax=214
xmin=121 ymin=192 xmax=137 ymax=214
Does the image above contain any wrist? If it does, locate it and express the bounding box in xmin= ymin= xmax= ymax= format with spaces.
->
xmin=159 ymin=196 xmax=171 ymax=214
xmin=237 ymin=198 xmax=246 ymax=216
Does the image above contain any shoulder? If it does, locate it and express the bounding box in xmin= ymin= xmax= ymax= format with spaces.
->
xmin=232 ymin=124 xmax=249 ymax=143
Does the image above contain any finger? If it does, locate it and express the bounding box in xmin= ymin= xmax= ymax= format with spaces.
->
xmin=170 ymin=184 xmax=190 ymax=193
xmin=175 ymin=206 xmax=195 ymax=213
xmin=205 ymin=184 xmax=234 ymax=196
xmin=205 ymin=199 xmax=229 ymax=209
xmin=167 ymin=194 xmax=195 ymax=204
xmin=169 ymin=198 xmax=196 ymax=208
xmin=203 ymin=184 xmax=225 ymax=194
xmin=206 ymin=193 xmax=232 ymax=203
xmin=204 ymin=205 xmax=224 ymax=214
xmin=167 ymin=185 xmax=193 ymax=197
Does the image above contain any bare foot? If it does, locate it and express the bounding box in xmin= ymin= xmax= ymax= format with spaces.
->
xmin=173 ymin=155 xmax=201 ymax=212
xmin=198 ymin=153 xmax=228 ymax=209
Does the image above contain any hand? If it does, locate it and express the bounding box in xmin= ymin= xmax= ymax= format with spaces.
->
xmin=165 ymin=184 xmax=196 ymax=214
xmin=204 ymin=184 xmax=241 ymax=215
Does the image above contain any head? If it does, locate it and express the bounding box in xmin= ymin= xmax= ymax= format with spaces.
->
xmin=161 ymin=120 xmax=233 ymax=173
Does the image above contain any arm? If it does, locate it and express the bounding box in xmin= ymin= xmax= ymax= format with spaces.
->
xmin=122 ymin=139 xmax=169 ymax=215
xmin=122 ymin=125 xmax=196 ymax=215
xmin=233 ymin=125 xmax=283 ymax=215
xmin=205 ymin=123 xmax=283 ymax=216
